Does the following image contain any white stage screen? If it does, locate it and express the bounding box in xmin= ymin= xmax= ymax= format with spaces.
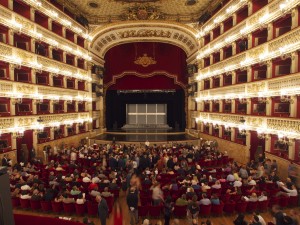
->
xmin=126 ymin=104 xmax=167 ymax=125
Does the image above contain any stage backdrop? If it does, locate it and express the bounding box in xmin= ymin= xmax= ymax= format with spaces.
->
xmin=105 ymin=90 xmax=185 ymax=130
xmin=104 ymin=42 xmax=188 ymax=90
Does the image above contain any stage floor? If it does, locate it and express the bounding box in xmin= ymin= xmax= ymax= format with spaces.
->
xmin=92 ymin=131 xmax=197 ymax=142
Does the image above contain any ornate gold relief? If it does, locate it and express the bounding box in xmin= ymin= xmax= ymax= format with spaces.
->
xmin=121 ymin=5 xmax=164 ymax=21
xmin=134 ymin=53 xmax=157 ymax=67
xmin=0 ymin=118 xmax=14 ymax=129
xmin=118 ymin=29 xmax=172 ymax=38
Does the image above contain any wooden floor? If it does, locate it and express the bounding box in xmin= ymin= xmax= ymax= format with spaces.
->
xmin=13 ymin=190 xmax=300 ymax=225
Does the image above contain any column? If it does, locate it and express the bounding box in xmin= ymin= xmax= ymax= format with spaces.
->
xmin=64 ymin=126 xmax=68 ymax=137
xmin=200 ymin=80 xmax=204 ymax=91
xmin=32 ymin=99 xmax=37 ymax=114
xmin=74 ymin=34 xmax=78 ymax=44
xmin=62 ymin=27 xmax=66 ymax=38
xmin=265 ymin=134 xmax=272 ymax=152
xmin=49 ymin=73 xmax=54 ymax=86
xmin=200 ymin=122 xmax=204 ymax=133
xmin=248 ymin=0 xmax=253 ymax=16
xmin=30 ymin=38 xmax=35 ymax=53
xmin=246 ymin=99 xmax=251 ymax=115
xmin=231 ymin=99 xmax=235 ymax=113
xmin=85 ymin=122 xmax=89 ymax=132
xmin=247 ymin=66 xmax=252 ymax=82
xmin=232 ymin=13 xmax=237 ymax=26
xmin=209 ymin=100 xmax=213 ymax=112
xmin=63 ymin=77 xmax=67 ymax=88
xmin=11 ymin=134 xmax=17 ymax=150
xmin=232 ymin=71 xmax=236 ymax=85
xmin=230 ymin=127 xmax=235 ymax=142
xmin=266 ymin=61 xmax=272 ymax=79
xmin=30 ymin=8 xmax=35 ymax=21
xmin=219 ymin=100 xmax=223 ymax=113
xmin=220 ymin=23 xmax=224 ymax=34
xmin=266 ymin=97 xmax=272 ymax=116
xmin=64 ymin=101 xmax=67 ymax=113
xmin=62 ymin=52 xmax=67 ymax=63
xmin=209 ymin=77 xmax=213 ymax=89
xmin=50 ymin=127 xmax=54 ymax=140
xmin=48 ymin=19 xmax=52 ymax=31
xmin=74 ymin=56 xmax=78 ymax=67
xmin=220 ymin=49 xmax=224 ymax=61
xmin=267 ymin=23 xmax=273 ymax=41
xmin=49 ymin=100 xmax=54 ymax=113
xmin=232 ymin=42 xmax=237 ymax=56
xmin=75 ymin=123 xmax=79 ymax=134
xmin=31 ymin=69 xmax=36 ymax=84
xmin=291 ymin=8 xmax=299 ymax=29
xmin=8 ymin=0 xmax=13 ymax=10
xmin=8 ymin=29 xmax=14 ymax=46
xmin=9 ymin=64 xmax=15 ymax=81
xmin=209 ymin=54 xmax=213 ymax=66
xmin=247 ymin=34 xmax=252 ymax=49
xmin=10 ymin=99 xmax=16 ymax=116
xmin=245 ymin=130 xmax=251 ymax=159
xmin=74 ymin=79 xmax=78 ymax=89
xmin=218 ymin=125 xmax=223 ymax=138
xmin=219 ymin=75 xmax=224 ymax=87
xmin=290 ymin=95 xmax=297 ymax=118
xmin=209 ymin=123 xmax=213 ymax=135
xmin=75 ymin=101 xmax=79 ymax=112
xmin=48 ymin=46 xmax=53 ymax=59
xmin=288 ymin=139 xmax=296 ymax=160
xmin=291 ymin=52 xmax=298 ymax=74
xmin=32 ymin=131 xmax=38 ymax=150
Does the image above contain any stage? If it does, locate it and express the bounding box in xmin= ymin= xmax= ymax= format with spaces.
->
xmin=90 ymin=129 xmax=198 ymax=144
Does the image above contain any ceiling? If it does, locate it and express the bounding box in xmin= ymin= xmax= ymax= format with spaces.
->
xmin=56 ymin=0 xmax=221 ymax=25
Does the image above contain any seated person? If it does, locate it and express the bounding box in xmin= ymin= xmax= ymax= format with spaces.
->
xmin=62 ymin=193 xmax=75 ymax=204
xmin=243 ymin=193 xmax=258 ymax=202
xmin=199 ymin=194 xmax=211 ymax=205
xmin=175 ymin=194 xmax=188 ymax=206
xmin=70 ymin=186 xmax=81 ymax=196
xmin=210 ymin=194 xmax=220 ymax=205
xmin=258 ymin=191 xmax=268 ymax=202
xmin=101 ymin=187 xmax=114 ymax=197
xmin=76 ymin=193 xmax=86 ymax=204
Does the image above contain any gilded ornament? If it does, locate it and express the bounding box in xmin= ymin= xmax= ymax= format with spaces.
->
xmin=134 ymin=53 xmax=157 ymax=67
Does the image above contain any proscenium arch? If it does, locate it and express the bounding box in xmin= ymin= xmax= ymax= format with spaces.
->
xmin=89 ymin=21 xmax=199 ymax=62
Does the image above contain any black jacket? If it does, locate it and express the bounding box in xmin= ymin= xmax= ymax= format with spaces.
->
xmin=126 ymin=190 xmax=138 ymax=209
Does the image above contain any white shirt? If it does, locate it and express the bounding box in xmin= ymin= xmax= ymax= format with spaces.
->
xmin=258 ymin=195 xmax=268 ymax=202
xmin=233 ymin=180 xmax=242 ymax=187
xmin=82 ymin=177 xmax=91 ymax=183
xmin=248 ymin=180 xmax=257 ymax=185
xmin=76 ymin=199 xmax=85 ymax=204
xmin=92 ymin=177 xmax=100 ymax=183
xmin=282 ymin=186 xmax=298 ymax=196
xmin=258 ymin=215 xmax=266 ymax=225
xmin=21 ymin=185 xmax=31 ymax=191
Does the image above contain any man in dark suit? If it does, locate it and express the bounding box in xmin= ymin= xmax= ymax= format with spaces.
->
xmin=96 ymin=195 xmax=108 ymax=225
xmin=2 ymin=154 xmax=10 ymax=167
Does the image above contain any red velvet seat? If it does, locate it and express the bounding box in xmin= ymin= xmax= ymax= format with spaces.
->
xmin=235 ymin=201 xmax=247 ymax=213
xmin=268 ymin=197 xmax=279 ymax=208
xmin=278 ymin=196 xmax=289 ymax=208
xmin=51 ymin=201 xmax=63 ymax=213
xmin=288 ymin=196 xmax=298 ymax=207
xmin=41 ymin=201 xmax=52 ymax=212
xmin=138 ymin=205 xmax=149 ymax=219
xmin=223 ymin=200 xmax=236 ymax=214
xmin=11 ymin=197 xmax=20 ymax=208
xmin=211 ymin=202 xmax=224 ymax=216
xmin=75 ymin=203 xmax=86 ymax=216
xmin=199 ymin=204 xmax=211 ymax=217
xmin=149 ymin=205 xmax=162 ymax=218
xmin=87 ymin=201 xmax=98 ymax=216
xmin=246 ymin=201 xmax=258 ymax=213
xmin=63 ymin=202 xmax=75 ymax=215
xmin=257 ymin=200 xmax=269 ymax=212
xmin=140 ymin=196 xmax=152 ymax=206
xmin=30 ymin=200 xmax=41 ymax=210
xmin=103 ymin=196 xmax=114 ymax=213
xmin=173 ymin=205 xmax=187 ymax=218
xmin=20 ymin=198 xmax=30 ymax=209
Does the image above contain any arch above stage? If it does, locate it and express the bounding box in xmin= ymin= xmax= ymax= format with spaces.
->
xmin=89 ymin=21 xmax=199 ymax=62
